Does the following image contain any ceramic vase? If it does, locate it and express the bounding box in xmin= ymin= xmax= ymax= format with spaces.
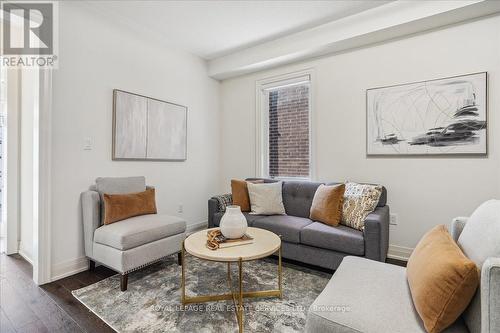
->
xmin=220 ymin=205 xmax=247 ymax=239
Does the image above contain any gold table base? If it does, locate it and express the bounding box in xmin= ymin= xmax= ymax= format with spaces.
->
xmin=181 ymin=242 xmax=283 ymax=332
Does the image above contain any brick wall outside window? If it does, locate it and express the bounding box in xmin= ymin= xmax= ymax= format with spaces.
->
xmin=268 ymin=84 xmax=309 ymax=178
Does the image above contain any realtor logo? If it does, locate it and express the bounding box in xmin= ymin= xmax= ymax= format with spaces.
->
xmin=3 ymin=3 xmax=53 ymax=54
xmin=1 ymin=1 xmax=58 ymax=67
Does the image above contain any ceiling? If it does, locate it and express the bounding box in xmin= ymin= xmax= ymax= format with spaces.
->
xmin=83 ymin=0 xmax=390 ymax=59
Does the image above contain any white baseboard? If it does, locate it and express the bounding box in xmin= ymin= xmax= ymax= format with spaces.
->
xmin=18 ymin=248 xmax=34 ymax=266
xmin=51 ymin=256 xmax=89 ymax=282
xmin=388 ymin=244 xmax=413 ymax=261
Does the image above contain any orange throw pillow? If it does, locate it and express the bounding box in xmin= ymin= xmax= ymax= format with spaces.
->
xmin=407 ymin=225 xmax=479 ymax=333
xmin=103 ymin=188 xmax=157 ymax=225
xmin=309 ymin=184 xmax=345 ymax=226
xmin=231 ymin=179 xmax=263 ymax=212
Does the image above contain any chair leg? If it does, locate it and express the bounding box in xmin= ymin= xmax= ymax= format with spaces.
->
xmin=177 ymin=252 xmax=182 ymax=266
xmin=121 ymin=274 xmax=128 ymax=291
xmin=89 ymin=260 xmax=95 ymax=272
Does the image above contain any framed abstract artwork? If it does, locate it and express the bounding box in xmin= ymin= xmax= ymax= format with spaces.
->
xmin=366 ymin=72 xmax=487 ymax=156
xmin=112 ymin=89 xmax=187 ymax=161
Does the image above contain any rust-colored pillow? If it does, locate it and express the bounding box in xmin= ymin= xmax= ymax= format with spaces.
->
xmin=231 ymin=179 xmax=264 ymax=212
xmin=309 ymin=184 xmax=345 ymax=226
xmin=103 ymin=188 xmax=157 ymax=225
xmin=407 ymin=225 xmax=479 ymax=333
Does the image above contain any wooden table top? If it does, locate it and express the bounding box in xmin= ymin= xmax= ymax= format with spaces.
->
xmin=184 ymin=227 xmax=281 ymax=262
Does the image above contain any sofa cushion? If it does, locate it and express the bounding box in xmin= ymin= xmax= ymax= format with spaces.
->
xmin=301 ymin=223 xmax=364 ymax=256
xmin=305 ymin=256 xmax=469 ymax=333
xmin=243 ymin=213 xmax=267 ymax=226
xmin=252 ymin=215 xmax=313 ymax=243
xmin=94 ymin=214 xmax=186 ymax=251
xmin=282 ymin=181 xmax=323 ymax=218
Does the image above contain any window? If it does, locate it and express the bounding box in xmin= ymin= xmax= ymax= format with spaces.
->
xmin=257 ymin=72 xmax=312 ymax=179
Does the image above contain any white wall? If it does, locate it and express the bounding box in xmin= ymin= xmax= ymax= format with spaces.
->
xmin=50 ymin=3 xmax=220 ymax=279
xmin=220 ymin=15 xmax=500 ymax=255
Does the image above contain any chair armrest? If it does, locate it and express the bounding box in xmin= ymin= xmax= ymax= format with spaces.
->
xmin=481 ymin=257 xmax=500 ymax=333
xmin=451 ymin=216 xmax=469 ymax=242
xmin=81 ymin=190 xmax=101 ymax=258
xmin=363 ymin=205 xmax=390 ymax=262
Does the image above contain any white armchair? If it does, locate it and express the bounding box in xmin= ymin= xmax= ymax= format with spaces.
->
xmin=81 ymin=177 xmax=186 ymax=291
xmin=306 ymin=201 xmax=500 ymax=333
xmin=453 ymin=200 xmax=500 ymax=333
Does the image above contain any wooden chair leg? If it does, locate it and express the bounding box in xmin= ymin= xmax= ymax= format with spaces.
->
xmin=121 ymin=274 xmax=128 ymax=291
xmin=89 ymin=260 xmax=95 ymax=271
xmin=177 ymin=252 xmax=182 ymax=266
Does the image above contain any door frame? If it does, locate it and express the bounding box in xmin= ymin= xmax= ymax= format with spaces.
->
xmin=33 ymin=68 xmax=52 ymax=285
xmin=4 ymin=68 xmax=21 ymax=256
xmin=1 ymin=15 xmax=52 ymax=285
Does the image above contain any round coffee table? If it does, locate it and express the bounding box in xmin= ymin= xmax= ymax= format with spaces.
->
xmin=181 ymin=227 xmax=282 ymax=332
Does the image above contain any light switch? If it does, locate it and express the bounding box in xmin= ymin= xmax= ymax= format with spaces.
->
xmin=83 ymin=137 xmax=93 ymax=150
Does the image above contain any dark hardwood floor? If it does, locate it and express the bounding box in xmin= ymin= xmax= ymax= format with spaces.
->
xmin=1 ymin=250 xmax=406 ymax=333
xmin=0 ymin=252 xmax=116 ymax=332
xmin=41 ymin=266 xmax=117 ymax=333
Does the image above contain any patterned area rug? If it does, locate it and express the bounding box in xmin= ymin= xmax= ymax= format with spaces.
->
xmin=72 ymin=255 xmax=331 ymax=333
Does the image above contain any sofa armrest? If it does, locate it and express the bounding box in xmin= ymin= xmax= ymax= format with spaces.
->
xmin=363 ymin=205 xmax=390 ymax=262
xmin=208 ymin=198 xmax=219 ymax=228
xmin=451 ymin=216 xmax=469 ymax=242
xmin=81 ymin=190 xmax=101 ymax=258
xmin=481 ymin=257 xmax=500 ymax=333
xmin=208 ymin=194 xmax=233 ymax=228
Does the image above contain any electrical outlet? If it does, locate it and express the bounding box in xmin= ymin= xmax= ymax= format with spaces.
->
xmin=390 ymin=213 xmax=398 ymax=226
xmin=177 ymin=204 xmax=183 ymax=214
xmin=83 ymin=137 xmax=93 ymax=150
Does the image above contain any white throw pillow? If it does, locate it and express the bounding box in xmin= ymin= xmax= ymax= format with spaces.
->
xmin=458 ymin=199 xmax=500 ymax=268
xmin=247 ymin=181 xmax=286 ymax=215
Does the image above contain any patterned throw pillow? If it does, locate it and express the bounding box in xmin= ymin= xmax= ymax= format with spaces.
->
xmin=341 ymin=182 xmax=382 ymax=231
xmin=213 ymin=194 xmax=232 ymax=212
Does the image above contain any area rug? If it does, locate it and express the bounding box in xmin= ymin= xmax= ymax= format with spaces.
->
xmin=72 ymin=255 xmax=331 ymax=333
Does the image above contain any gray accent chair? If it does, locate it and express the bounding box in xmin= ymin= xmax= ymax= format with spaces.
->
xmin=208 ymin=179 xmax=389 ymax=270
xmin=305 ymin=217 xmax=500 ymax=333
xmin=81 ymin=177 xmax=186 ymax=291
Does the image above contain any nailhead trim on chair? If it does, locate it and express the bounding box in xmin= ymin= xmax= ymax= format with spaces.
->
xmin=122 ymin=252 xmax=180 ymax=275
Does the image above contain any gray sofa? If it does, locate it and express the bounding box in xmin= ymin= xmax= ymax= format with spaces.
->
xmin=305 ymin=217 xmax=500 ymax=333
xmin=208 ymin=179 xmax=389 ymax=270
xmin=81 ymin=177 xmax=186 ymax=291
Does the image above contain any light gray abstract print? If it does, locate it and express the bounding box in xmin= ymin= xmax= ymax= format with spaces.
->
xmin=367 ymin=72 xmax=487 ymax=155
xmin=113 ymin=90 xmax=187 ymax=161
